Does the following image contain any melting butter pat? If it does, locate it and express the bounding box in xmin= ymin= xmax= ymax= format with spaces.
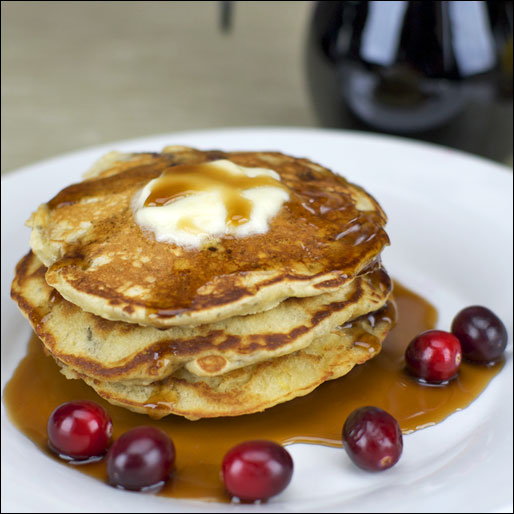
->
xmin=132 ymin=159 xmax=290 ymax=247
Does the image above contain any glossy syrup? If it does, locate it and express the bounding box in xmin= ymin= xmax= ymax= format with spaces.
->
xmin=143 ymin=160 xmax=287 ymax=227
xmin=3 ymin=282 xmax=503 ymax=502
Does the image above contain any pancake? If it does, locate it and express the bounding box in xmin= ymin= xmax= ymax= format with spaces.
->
xmin=27 ymin=146 xmax=389 ymax=328
xmin=56 ymin=301 xmax=396 ymax=420
xmin=11 ymin=251 xmax=392 ymax=382
xmin=13 ymin=144 xmax=395 ymax=421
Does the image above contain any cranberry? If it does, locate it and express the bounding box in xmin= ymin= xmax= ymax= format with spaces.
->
xmin=342 ymin=406 xmax=403 ymax=471
xmin=107 ymin=426 xmax=175 ymax=491
xmin=47 ymin=401 xmax=112 ymax=461
xmin=405 ymin=330 xmax=462 ymax=384
xmin=451 ymin=306 xmax=508 ymax=364
xmin=221 ymin=440 xmax=293 ymax=502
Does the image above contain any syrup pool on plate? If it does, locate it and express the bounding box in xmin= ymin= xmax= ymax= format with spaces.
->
xmin=3 ymin=281 xmax=503 ymax=502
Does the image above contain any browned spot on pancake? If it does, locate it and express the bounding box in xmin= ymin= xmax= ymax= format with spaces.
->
xmin=194 ymin=355 xmax=228 ymax=374
xmin=12 ymin=251 xmax=39 ymax=287
xmin=205 ymin=150 xmax=227 ymax=161
xmin=11 ymin=252 xmax=53 ymax=329
xmin=314 ymin=276 xmax=348 ymax=289
xmin=48 ymin=160 xmax=167 ymax=209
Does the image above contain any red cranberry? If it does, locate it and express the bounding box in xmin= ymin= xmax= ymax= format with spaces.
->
xmin=107 ymin=426 xmax=175 ymax=491
xmin=47 ymin=401 xmax=112 ymax=461
xmin=342 ymin=406 xmax=403 ymax=471
xmin=405 ymin=330 xmax=462 ymax=384
xmin=451 ymin=306 xmax=508 ymax=364
xmin=221 ymin=440 xmax=293 ymax=502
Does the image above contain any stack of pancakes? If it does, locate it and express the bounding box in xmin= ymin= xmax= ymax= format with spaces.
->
xmin=11 ymin=146 xmax=395 ymax=420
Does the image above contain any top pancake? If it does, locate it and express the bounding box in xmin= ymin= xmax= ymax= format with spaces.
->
xmin=28 ymin=146 xmax=389 ymax=328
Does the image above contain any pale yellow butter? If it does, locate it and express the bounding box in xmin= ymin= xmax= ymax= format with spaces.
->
xmin=132 ymin=160 xmax=289 ymax=247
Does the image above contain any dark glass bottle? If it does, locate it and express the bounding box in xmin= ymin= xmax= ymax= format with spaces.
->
xmin=306 ymin=1 xmax=513 ymax=161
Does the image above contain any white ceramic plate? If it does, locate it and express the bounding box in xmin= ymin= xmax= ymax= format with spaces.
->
xmin=2 ymin=128 xmax=512 ymax=513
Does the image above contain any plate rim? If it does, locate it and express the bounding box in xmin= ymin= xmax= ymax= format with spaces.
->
xmin=2 ymin=126 xmax=512 ymax=181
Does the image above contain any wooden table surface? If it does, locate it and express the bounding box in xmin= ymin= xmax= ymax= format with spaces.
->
xmin=2 ymin=1 xmax=512 ymax=174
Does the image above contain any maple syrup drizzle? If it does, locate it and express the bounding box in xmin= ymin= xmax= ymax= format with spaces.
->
xmin=3 ymin=281 xmax=504 ymax=502
xmin=143 ymin=161 xmax=287 ymax=227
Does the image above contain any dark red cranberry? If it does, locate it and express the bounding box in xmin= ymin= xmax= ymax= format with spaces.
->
xmin=405 ymin=330 xmax=462 ymax=384
xmin=342 ymin=406 xmax=403 ymax=471
xmin=451 ymin=306 xmax=508 ymax=364
xmin=106 ymin=426 xmax=175 ymax=491
xmin=221 ymin=440 xmax=293 ymax=502
xmin=47 ymin=401 xmax=112 ymax=461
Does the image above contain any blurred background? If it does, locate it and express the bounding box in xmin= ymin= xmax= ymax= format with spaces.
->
xmin=2 ymin=1 xmax=513 ymax=174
